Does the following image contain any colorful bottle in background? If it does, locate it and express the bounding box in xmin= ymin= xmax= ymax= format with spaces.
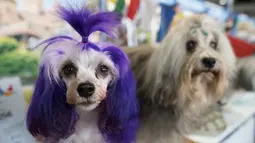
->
xmin=0 ymin=84 xmax=14 ymax=96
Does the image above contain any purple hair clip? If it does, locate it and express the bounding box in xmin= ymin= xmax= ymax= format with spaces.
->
xmin=26 ymin=4 xmax=139 ymax=143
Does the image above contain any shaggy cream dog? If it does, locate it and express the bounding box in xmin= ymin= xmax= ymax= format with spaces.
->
xmin=124 ymin=15 xmax=236 ymax=143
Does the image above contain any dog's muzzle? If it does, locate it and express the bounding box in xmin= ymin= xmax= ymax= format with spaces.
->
xmin=77 ymin=82 xmax=95 ymax=98
xmin=191 ymin=56 xmax=221 ymax=78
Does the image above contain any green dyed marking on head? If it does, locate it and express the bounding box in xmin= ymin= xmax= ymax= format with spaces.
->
xmin=191 ymin=29 xmax=197 ymax=34
xmin=192 ymin=25 xmax=208 ymax=36
xmin=202 ymin=28 xmax=208 ymax=36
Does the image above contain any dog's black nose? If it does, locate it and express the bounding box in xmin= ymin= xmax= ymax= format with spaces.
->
xmin=202 ymin=57 xmax=216 ymax=68
xmin=77 ymin=82 xmax=95 ymax=98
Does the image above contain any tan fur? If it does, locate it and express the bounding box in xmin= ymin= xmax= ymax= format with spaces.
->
xmin=98 ymin=87 xmax=107 ymax=100
xmin=123 ymin=15 xmax=236 ymax=143
xmin=66 ymin=81 xmax=79 ymax=104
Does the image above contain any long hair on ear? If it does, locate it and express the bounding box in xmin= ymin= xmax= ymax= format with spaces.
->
xmin=26 ymin=64 xmax=78 ymax=141
xmin=99 ymin=46 xmax=139 ymax=143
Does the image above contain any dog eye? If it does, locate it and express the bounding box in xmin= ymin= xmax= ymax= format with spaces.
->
xmin=210 ymin=41 xmax=217 ymax=49
xmin=99 ymin=65 xmax=109 ymax=75
xmin=186 ymin=40 xmax=197 ymax=52
xmin=63 ymin=64 xmax=76 ymax=76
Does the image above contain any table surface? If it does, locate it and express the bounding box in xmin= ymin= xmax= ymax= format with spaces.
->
xmin=186 ymin=91 xmax=255 ymax=143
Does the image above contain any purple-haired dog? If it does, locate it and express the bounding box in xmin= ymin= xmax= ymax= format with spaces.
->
xmin=26 ymin=5 xmax=139 ymax=143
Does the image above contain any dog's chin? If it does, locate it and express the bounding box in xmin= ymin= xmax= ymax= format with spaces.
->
xmin=178 ymin=67 xmax=225 ymax=106
xmin=77 ymin=101 xmax=101 ymax=111
xmin=190 ymin=68 xmax=223 ymax=95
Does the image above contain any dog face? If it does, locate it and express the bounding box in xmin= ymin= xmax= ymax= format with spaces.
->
xmin=42 ymin=40 xmax=118 ymax=111
xmin=179 ymin=17 xmax=228 ymax=102
xmin=157 ymin=15 xmax=236 ymax=109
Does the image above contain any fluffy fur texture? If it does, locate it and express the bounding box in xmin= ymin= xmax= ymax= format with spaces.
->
xmin=123 ymin=15 xmax=236 ymax=143
xmin=26 ymin=5 xmax=139 ymax=143
xmin=235 ymin=54 xmax=255 ymax=91
xmin=219 ymin=53 xmax=255 ymax=105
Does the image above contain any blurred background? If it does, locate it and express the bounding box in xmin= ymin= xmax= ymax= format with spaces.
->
xmin=0 ymin=0 xmax=255 ymax=142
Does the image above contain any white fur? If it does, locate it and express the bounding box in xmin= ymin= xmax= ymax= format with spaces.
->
xmin=59 ymin=109 xmax=104 ymax=143
xmin=63 ymin=48 xmax=116 ymax=107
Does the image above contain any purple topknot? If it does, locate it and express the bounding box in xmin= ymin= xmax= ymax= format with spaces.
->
xmin=57 ymin=5 xmax=121 ymax=43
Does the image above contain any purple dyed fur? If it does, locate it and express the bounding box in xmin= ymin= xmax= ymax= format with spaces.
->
xmin=26 ymin=66 xmax=78 ymax=141
xmin=26 ymin=4 xmax=139 ymax=143
xmin=58 ymin=5 xmax=121 ymax=51
xmin=58 ymin=5 xmax=120 ymax=39
xmin=100 ymin=46 xmax=138 ymax=143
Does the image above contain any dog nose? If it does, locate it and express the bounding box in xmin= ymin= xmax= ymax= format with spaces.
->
xmin=77 ymin=82 xmax=95 ymax=98
xmin=202 ymin=57 xmax=216 ymax=68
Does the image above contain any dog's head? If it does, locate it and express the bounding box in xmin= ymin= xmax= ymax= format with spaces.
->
xmin=26 ymin=6 xmax=138 ymax=142
xmin=154 ymin=15 xmax=236 ymax=111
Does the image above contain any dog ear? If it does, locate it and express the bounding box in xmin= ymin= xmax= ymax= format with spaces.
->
xmin=26 ymin=65 xmax=78 ymax=141
xmin=216 ymin=30 xmax=236 ymax=69
xmin=100 ymin=46 xmax=139 ymax=143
